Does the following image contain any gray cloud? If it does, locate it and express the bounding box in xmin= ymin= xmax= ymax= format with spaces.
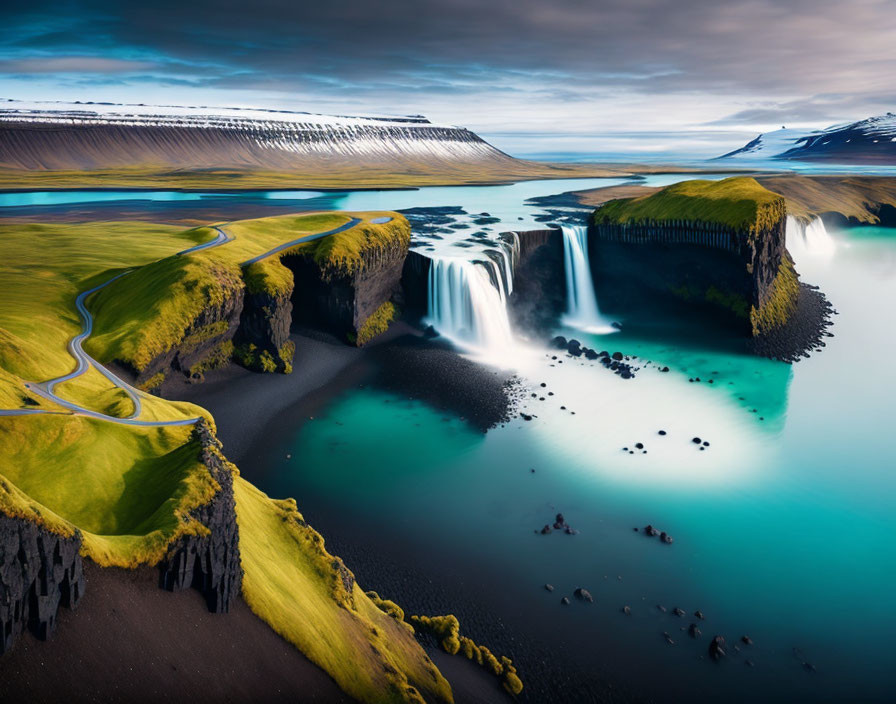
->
xmin=1 ymin=0 xmax=894 ymax=151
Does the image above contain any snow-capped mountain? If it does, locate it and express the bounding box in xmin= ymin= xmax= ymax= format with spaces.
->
xmin=718 ymin=113 xmax=896 ymax=164
xmin=0 ymin=100 xmax=515 ymax=171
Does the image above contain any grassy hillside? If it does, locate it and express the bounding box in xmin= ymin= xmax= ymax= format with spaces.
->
xmin=757 ymin=175 xmax=896 ymax=223
xmin=235 ymin=479 xmax=452 ymax=704
xmin=0 ymin=215 xmax=453 ymax=703
xmin=594 ymin=177 xmax=785 ymax=234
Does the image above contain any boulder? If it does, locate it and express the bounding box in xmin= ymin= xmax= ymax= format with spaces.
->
xmin=573 ymin=588 xmax=593 ymax=603
xmin=708 ymin=635 xmax=727 ymax=661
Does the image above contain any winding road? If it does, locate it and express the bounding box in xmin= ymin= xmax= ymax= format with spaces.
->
xmin=0 ymin=214 xmax=391 ymax=425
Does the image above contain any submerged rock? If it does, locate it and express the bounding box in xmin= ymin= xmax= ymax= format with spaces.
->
xmin=708 ymin=635 xmax=727 ymax=661
xmin=688 ymin=623 xmax=702 ymax=639
xmin=573 ymin=588 xmax=593 ymax=603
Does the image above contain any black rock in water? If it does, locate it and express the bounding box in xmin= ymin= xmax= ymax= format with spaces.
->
xmin=574 ymin=588 xmax=593 ymax=603
xmin=708 ymin=635 xmax=727 ymax=661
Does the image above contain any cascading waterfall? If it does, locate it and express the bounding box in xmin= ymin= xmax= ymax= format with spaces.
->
xmin=786 ymin=216 xmax=836 ymax=260
xmin=560 ymin=225 xmax=616 ymax=333
xmin=426 ymin=255 xmax=516 ymax=361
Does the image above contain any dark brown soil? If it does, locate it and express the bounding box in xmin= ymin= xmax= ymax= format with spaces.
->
xmin=0 ymin=562 xmax=352 ymax=704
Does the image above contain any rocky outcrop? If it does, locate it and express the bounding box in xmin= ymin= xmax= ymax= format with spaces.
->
xmin=136 ymin=284 xmax=243 ymax=387
xmin=285 ymin=239 xmax=408 ymax=345
xmin=158 ymin=421 xmax=241 ymax=613
xmin=502 ymin=229 xmax=565 ymax=334
xmin=400 ymin=250 xmax=433 ymax=319
xmin=590 ymin=179 xmax=801 ymax=338
xmin=0 ymin=514 xmax=84 ymax=654
xmin=233 ymin=288 xmax=294 ymax=373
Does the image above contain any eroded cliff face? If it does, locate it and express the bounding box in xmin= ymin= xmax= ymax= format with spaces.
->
xmin=135 ymin=282 xmax=244 ymax=390
xmin=285 ymin=241 xmax=408 ymax=345
xmin=0 ymin=513 xmax=84 ymax=654
xmin=504 ymin=229 xmax=565 ymax=334
xmin=588 ymin=215 xmax=795 ymax=337
xmin=233 ymin=288 xmax=294 ymax=373
xmin=158 ymin=421 xmax=241 ymax=613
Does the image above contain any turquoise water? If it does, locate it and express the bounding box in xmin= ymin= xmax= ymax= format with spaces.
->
xmin=0 ymin=173 xmax=731 ymax=217
xmin=259 ymin=225 xmax=896 ymax=702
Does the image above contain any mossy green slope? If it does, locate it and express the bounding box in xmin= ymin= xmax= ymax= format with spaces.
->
xmin=594 ymin=177 xmax=786 ymax=236
xmin=0 ymin=215 xmax=452 ymax=703
xmin=86 ymin=252 xmax=244 ymax=373
xmin=235 ymin=479 xmax=452 ymax=704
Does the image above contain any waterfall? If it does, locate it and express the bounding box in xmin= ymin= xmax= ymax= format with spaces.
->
xmin=560 ymin=225 xmax=616 ymax=333
xmin=786 ymin=216 xmax=836 ymax=261
xmin=426 ymin=255 xmax=516 ymax=361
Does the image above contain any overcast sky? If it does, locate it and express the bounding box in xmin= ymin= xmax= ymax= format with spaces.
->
xmin=2 ymin=0 xmax=894 ymax=156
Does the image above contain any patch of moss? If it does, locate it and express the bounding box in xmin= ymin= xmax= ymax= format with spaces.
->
xmin=354 ymin=301 xmax=397 ymax=347
xmin=299 ymin=219 xmax=411 ymax=278
xmin=180 ymin=320 xmax=230 ymax=355
xmin=138 ymin=371 xmax=166 ymax=392
xmin=410 ymin=613 xmax=523 ymax=696
xmin=243 ymin=258 xmax=294 ymax=298
xmin=751 ymin=253 xmax=800 ymax=335
xmin=277 ymin=340 xmax=295 ymax=374
xmin=188 ymin=339 xmax=235 ymax=376
xmin=594 ymin=177 xmax=786 ymax=239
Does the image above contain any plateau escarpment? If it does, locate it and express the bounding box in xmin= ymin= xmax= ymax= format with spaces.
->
xmin=0 ymin=102 xmax=626 ymax=189
xmin=84 ymin=213 xmax=411 ymax=386
xmin=591 ymin=178 xmax=831 ymax=359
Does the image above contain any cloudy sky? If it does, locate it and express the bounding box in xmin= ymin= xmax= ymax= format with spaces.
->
xmin=1 ymin=0 xmax=894 ymax=157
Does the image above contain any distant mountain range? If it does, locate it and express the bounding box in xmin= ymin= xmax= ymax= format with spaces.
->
xmin=718 ymin=113 xmax=896 ymax=164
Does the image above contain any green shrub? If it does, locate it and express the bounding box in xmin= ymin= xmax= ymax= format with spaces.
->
xmin=410 ymin=614 xmax=523 ymax=695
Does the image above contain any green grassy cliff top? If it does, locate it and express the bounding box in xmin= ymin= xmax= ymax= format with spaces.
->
xmin=593 ymin=177 xmax=786 ymax=234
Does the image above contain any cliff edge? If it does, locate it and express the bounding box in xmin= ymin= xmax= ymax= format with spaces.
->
xmin=591 ymin=178 xmax=832 ymax=360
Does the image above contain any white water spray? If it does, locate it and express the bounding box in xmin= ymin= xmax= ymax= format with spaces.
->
xmin=560 ymin=225 xmax=616 ymax=333
xmin=786 ymin=216 xmax=836 ymax=261
xmin=426 ymin=255 xmax=517 ymax=362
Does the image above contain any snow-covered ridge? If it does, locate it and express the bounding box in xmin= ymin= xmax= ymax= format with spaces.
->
xmin=718 ymin=112 xmax=896 ymax=164
xmin=0 ymin=99 xmax=441 ymax=128
xmin=0 ymin=100 xmax=514 ymax=170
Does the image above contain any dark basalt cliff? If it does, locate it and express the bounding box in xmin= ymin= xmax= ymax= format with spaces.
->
xmin=588 ymin=217 xmax=791 ymax=335
xmin=285 ymin=243 xmax=408 ymax=345
xmin=158 ymin=421 xmax=242 ymax=613
xmin=589 ymin=178 xmax=832 ymax=360
xmin=590 ymin=180 xmax=799 ymax=337
xmin=0 ymin=514 xmax=84 ymax=655
xmin=138 ymin=286 xmax=244 ymax=387
xmin=503 ymin=229 xmax=565 ymax=334
xmin=400 ymin=250 xmax=433 ymax=319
